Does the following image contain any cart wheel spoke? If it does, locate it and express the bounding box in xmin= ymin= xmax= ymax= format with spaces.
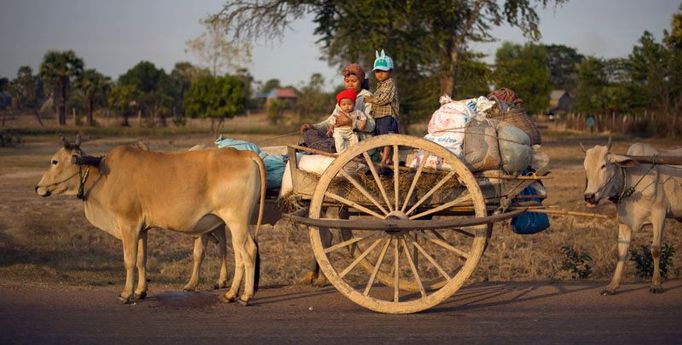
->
xmin=401 ymin=152 xmax=430 ymax=213
xmin=393 ymin=237 xmax=400 ymax=303
xmin=401 ymin=238 xmax=426 ymax=297
xmin=339 ymin=238 xmax=383 ymax=279
xmin=362 ymin=152 xmax=394 ymax=212
xmin=393 ymin=145 xmax=400 ymax=210
xmin=406 ymin=170 xmax=457 ymax=216
xmin=412 ymin=239 xmax=452 ymax=282
xmin=324 ymin=232 xmax=380 ymax=254
xmin=416 ymin=230 xmax=469 ymax=260
xmin=324 ymin=192 xmax=384 ymax=219
xmin=338 ymin=169 xmax=390 ymax=216
xmin=409 ymin=192 xmax=473 ymax=220
xmin=363 ymin=238 xmax=392 ymax=296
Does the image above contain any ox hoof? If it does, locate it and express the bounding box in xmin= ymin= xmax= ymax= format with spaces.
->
xmin=649 ymin=286 xmax=664 ymax=294
xmin=134 ymin=291 xmax=147 ymax=300
xmin=219 ymin=294 xmax=237 ymax=303
xmin=118 ymin=294 xmax=134 ymax=304
xmin=183 ymin=285 xmax=198 ymax=292
xmin=600 ymin=289 xmax=617 ymax=296
xmin=312 ymin=276 xmax=328 ymax=288
xmin=238 ymin=298 xmax=250 ymax=307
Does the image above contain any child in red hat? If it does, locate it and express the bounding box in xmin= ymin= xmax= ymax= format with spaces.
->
xmin=326 ymin=88 xmax=368 ymax=153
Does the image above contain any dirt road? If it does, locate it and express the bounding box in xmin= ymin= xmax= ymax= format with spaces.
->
xmin=1 ymin=280 xmax=681 ymax=345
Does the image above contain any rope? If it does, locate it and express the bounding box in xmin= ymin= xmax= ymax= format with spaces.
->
xmin=252 ymin=131 xmax=299 ymax=146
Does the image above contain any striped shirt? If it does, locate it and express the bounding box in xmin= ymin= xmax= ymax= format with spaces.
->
xmin=371 ymin=78 xmax=399 ymax=119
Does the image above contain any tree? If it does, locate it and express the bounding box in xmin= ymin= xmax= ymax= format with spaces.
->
xmin=293 ymin=73 xmax=332 ymax=125
xmin=76 ymin=69 xmax=111 ymax=126
xmin=107 ymin=84 xmax=139 ymax=127
xmin=493 ymin=42 xmax=551 ymax=115
xmin=184 ymin=75 xmax=248 ymax=134
xmin=39 ymin=50 xmax=84 ymax=125
xmin=119 ymin=61 xmax=174 ymax=126
xmin=170 ymin=62 xmax=210 ymax=120
xmin=258 ymin=78 xmax=281 ymax=96
xmin=8 ymin=66 xmax=44 ymax=126
xmin=186 ymin=18 xmax=252 ymax=76
xmin=545 ymin=44 xmax=585 ymax=92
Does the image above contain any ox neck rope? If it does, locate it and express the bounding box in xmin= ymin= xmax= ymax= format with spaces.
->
xmin=609 ymin=159 xmax=657 ymax=203
xmin=76 ymin=166 xmax=91 ymax=201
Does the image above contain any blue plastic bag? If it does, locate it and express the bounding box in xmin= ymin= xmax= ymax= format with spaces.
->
xmin=511 ymin=180 xmax=550 ymax=235
xmin=214 ymin=136 xmax=287 ymax=192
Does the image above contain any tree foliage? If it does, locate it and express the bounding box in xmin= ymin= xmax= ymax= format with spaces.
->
xmin=493 ymin=42 xmax=551 ymax=114
xmin=293 ymin=73 xmax=332 ymax=124
xmin=8 ymin=66 xmax=45 ymax=126
xmin=213 ymin=0 xmax=565 ymax=127
xmin=76 ymin=69 xmax=111 ymax=126
xmin=118 ymin=61 xmax=174 ymax=125
xmin=39 ymin=50 xmax=84 ymax=125
xmin=184 ymin=75 xmax=248 ymax=121
xmin=544 ymin=44 xmax=584 ymax=92
xmin=107 ymin=84 xmax=139 ymax=126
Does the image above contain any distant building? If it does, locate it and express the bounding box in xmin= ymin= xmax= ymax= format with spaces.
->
xmin=548 ymin=89 xmax=572 ymax=114
xmin=261 ymin=88 xmax=298 ymax=109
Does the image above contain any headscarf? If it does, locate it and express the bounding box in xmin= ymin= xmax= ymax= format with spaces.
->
xmin=336 ymin=88 xmax=358 ymax=105
xmin=342 ymin=63 xmax=366 ymax=84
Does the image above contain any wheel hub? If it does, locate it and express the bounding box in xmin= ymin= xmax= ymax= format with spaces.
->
xmin=384 ymin=211 xmax=409 ymax=234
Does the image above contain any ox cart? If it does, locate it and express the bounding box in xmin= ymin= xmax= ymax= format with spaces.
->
xmin=276 ymin=134 xmax=550 ymax=314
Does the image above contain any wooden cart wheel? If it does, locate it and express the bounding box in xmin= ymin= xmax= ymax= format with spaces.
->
xmin=308 ymin=134 xmax=489 ymax=314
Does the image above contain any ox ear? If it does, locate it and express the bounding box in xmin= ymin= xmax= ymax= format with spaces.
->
xmin=609 ymin=154 xmax=639 ymax=168
xmin=579 ymin=142 xmax=586 ymax=153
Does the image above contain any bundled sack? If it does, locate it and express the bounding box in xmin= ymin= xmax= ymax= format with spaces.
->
xmin=462 ymin=118 xmax=501 ymax=171
xmin=215 ymin=136 xmax=287 ymax=192
xmin=427 ymin=96 xmax=476 ymax=134
xmin=487 ymin=90 xmax=541 ymax=145
xmin=497 ymin=122 xmax=532 ymax=173
xmin=462 ymin=119 xmax=532 ymax=174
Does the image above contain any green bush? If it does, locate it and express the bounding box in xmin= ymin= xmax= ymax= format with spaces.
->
xmin=560 ymin=245 xmax=593 ymax=279
xmin=629 ymin=244 xmax=675 ymax=279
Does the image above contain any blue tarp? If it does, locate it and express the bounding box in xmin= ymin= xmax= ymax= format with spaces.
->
xmin=511 ymin=180 xmax=550 ymax=235
xmin=214 ymin=136 xmax=287 ymax=192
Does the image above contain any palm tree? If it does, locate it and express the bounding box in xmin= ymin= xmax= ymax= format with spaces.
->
xmin=39 ymin=50 xmax=84 ymax=125
xmin=77 ymin=69 xmax=111 ymax=126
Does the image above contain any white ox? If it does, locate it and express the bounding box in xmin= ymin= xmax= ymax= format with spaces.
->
xmin=35 ymin=136 xmax=265 ymax=304
xmin=583 ymin=140 xmax=682 ymax=294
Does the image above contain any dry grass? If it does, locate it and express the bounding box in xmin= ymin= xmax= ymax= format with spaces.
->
xmin=1 ymin=122 xmax=681 ymax=293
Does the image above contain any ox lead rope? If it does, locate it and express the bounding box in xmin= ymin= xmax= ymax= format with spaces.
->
xmin=77 ymin=166 xmax=90 ymax=200
xmin=616 ymin=155 xmax=657 ymax=202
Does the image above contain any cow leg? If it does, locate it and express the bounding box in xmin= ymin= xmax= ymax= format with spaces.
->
xmin=213 ymin=227 xmax=229 ymax=289
xmin=119 ymin=227 xmax=140 ymax=304
xmin=303 ymin=207 xmax=338 ymax=287
xmin=650 ymin=214 xmax=665 ymax=293
xmin=184 ymin=235 xmax=209 ymax=291
xmin=232 ymin=225 xmax=258 ymax=305
xmin=602 ymin=222 xmax=633 ymax=295
xmin=134 ymin=230 xmax=148 ymax=299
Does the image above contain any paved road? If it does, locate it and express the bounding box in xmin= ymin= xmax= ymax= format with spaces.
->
xmin=1 ymin=280 xmax=681 ymax=345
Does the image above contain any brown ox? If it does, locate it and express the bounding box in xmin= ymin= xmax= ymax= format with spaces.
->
xmin=35 ymin=136 xmax=265 ymax=304
xmin=583 ymin=140 xmax=682 ymax=295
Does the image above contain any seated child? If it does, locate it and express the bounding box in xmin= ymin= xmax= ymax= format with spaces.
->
xmin=365 ymin=50 xmax=400 ymax=166
xmin=326 ymin=88 xmax=367 ymax=153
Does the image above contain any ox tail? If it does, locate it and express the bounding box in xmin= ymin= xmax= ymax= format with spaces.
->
xmin=253 ymin=154 xmax=266 ymax=241
xmin=254 ymin=241 xmax=261 ymax=292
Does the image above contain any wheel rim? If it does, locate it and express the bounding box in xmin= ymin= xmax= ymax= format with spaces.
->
xmin=308 ymin=134 xmax=488 ymax=314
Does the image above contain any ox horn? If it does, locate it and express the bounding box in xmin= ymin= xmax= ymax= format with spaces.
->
xmin=74 ymin=133 xmax=81 ymax=147
xmin=579 ymin=142 xmax=586 ymax=153
xmin=606 ymin=136 xmax=612 ymax=152
xmin=60 ymin=135 xmax=69 ymax=148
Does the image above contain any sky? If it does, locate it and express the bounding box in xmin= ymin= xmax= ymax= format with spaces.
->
xmin=0 ymin=0 xmax=679 ymax=90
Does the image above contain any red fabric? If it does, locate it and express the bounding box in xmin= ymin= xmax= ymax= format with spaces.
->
xmin=336 ymin=88 xmax=358 ymax=105
xmin=488 ymin=88 xmax=524 ymax=106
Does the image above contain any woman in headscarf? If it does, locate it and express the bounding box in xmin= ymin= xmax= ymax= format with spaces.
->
xmin=300 ymin=63 xmax=375 ymax=152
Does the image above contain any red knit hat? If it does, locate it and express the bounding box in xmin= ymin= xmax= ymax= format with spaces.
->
xmin=336 ymin=88 xmax=357 ymax=105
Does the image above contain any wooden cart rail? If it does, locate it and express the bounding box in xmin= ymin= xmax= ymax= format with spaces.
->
xmin=628 ymin=155 xmax=682 ymax=165
xmin=283 ymin=207 xmax=527 ymax=230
